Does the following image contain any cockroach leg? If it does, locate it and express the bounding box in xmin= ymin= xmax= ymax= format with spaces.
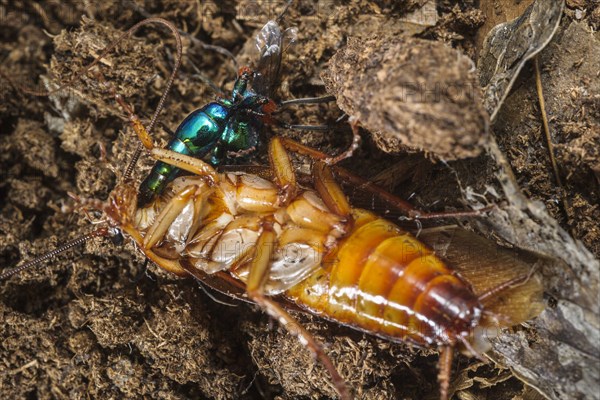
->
xmin=142 ymin=184 xmax=200 ymax=250
xmin=245 ymin=220 xmax=352 ymax=400
xmin=150 ymin=149 xmax=219 ymax=185
xmin=437 ymin=345 xmax=454 ymax=400
xmin=323 ymin=117 xmax=361 ymax=165
xmin=313 ymin=162 xmax=352 ymax=219
xmin=278 ymin=136 xmax=494 ymax=220
xmin=457 ymin=335 xmax=487 ymax=363
xmin=269 ymin=137 xmax=298 ymax=205
xmin=478 ymin=270 xmax=536 ymax=303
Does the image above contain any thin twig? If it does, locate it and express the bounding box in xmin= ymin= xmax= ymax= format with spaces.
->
xmin=534 ymin=56 xmax=571 ymax=227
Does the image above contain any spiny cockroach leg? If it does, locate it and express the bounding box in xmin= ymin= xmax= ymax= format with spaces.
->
xmin=437 ymin=345 xmax=454 ymax=400
xmin=245 ymin=220 xmax=352 ymax=400
xmin=314 ymin=162 xmax=352 ymax=219
xmin=323 ymin=117 xmax=361 ymax=165
xmin=142 ymin=184 xmax=200 ymax=250
xmin=278 ymin=136 xmax=494 ymax=220
xmin=269 ymin=137 xmax=298 ymax=205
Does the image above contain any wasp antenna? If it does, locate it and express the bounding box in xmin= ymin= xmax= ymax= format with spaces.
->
xmin=0 ymin=227 xmax=109 ymax=281
xmin=275 ymin=0 xmax=294 ymax=24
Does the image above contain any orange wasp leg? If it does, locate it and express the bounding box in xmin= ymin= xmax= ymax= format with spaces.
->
xmin=150 ymin=149 xmax=219 ymax=185
xmin=245 ymin=221 xmax=352 ymax=400
xmin=109 ymin=87 xmax=220 ymax=186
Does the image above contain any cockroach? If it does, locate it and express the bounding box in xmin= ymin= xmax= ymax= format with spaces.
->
xmin=1 ymin=115 xmax=544 ymax=399
xmin=0 ymin=12 xmax=544 ymax=400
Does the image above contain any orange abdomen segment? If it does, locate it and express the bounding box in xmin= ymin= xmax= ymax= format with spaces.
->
xmin=286 ymin=210 xmax=478 ymax=345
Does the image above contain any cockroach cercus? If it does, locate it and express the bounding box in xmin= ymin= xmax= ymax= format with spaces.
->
xmin=0 ymin=15 xmax=544 ymax=400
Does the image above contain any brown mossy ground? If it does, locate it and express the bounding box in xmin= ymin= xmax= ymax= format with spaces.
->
xmin=0 ymin=1 xmax=597 ymax=399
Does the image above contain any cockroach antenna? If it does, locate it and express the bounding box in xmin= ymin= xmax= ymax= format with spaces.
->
xmin=0 ymin=227 xmax=110 ymax=280
xmin=0 ymin=18 xmax=183 ymax=281
xmin=113 ymin=19 xmax=183 ymax=181
xmin=0 ymin=18 xmax=183 ymax=182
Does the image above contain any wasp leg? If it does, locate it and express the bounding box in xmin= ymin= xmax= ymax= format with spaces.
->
xmin=90 ymin=67 xmax=156 ymax=152
xmin=277 ymin=136 xmax=493 ymax=220
xmin=245 ymin=221 xmax=352 ymax=400
xmin=115 ymin=94 xmax=155 ymax=151
xmin=97 ymin=69 xmax=210 ymax=178
xmin=278 ymin=94 xmax=336 ymax=108
xmin=274 ymin=118 xmax=332 ymax=132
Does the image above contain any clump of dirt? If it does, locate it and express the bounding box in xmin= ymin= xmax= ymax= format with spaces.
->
xmin=0 ymin=1 xmax=597 ymax=400
xmin=322 ymin=35 xmax=489 ymax=159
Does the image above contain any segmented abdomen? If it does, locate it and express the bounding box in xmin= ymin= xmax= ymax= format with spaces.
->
xmin=286 ymin=209 xmax=481 ymax=346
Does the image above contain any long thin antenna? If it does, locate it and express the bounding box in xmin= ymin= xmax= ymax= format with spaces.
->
xmin=276 ymin=0 xmax=295 ymax=24
xmin=118 ymin=18 xmax=183 ymax=180
xmin=1 ymin=18 xmax=183 ymax=182
xmin=0 ymin=227 xmax=109 ymax=280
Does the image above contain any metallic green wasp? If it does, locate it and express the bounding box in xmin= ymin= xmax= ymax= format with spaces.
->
xmin=138 ymin=20 xmax=329 ymax=206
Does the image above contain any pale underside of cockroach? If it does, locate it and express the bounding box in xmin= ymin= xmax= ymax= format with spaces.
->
xmin=99 ymin=134 xmax=544 ymax=400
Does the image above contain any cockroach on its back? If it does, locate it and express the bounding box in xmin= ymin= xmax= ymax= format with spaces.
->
xmin=0 ymin=13 xmax=545 ymax=400
xmin=1 ymin=128 xmax=545 ymax=399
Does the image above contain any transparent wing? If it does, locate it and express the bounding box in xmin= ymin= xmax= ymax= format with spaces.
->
xmin=252 ymin=20 xmax=298 ymax=98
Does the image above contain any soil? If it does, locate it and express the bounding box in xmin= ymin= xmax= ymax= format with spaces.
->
xmin=0 ymin=1 xmax=598 ymax=400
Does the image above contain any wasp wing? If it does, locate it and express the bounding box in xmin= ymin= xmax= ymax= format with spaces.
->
xmin=252 ymin=20 xmax=298 ymax=98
